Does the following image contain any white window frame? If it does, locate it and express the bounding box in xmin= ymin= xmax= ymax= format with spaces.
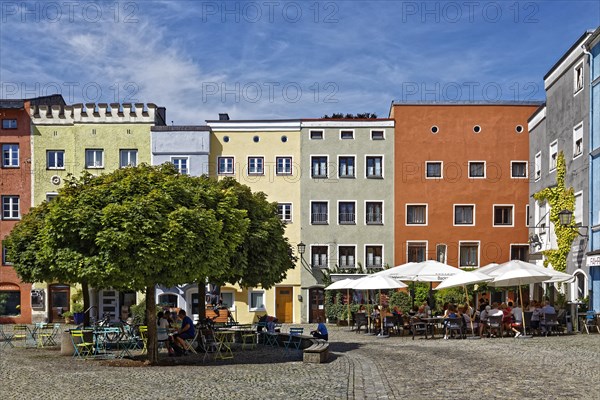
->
xmin=493 ymin=204 xmax=514 ymax=227
xmin=365 ymin=155 xmax=384 ymax=179
xmin=119 ymin=149 xmax=138 ymax=167
xmin=2 ymin=195 xmax=20 ymax=219
xmin=220 ymin=291 xmax=236 ymax=311
xmin=406 ymin=240 xmax=428 ymax=263
xmin=337 ymin=244 xmax=357 ymax=269
xmin=510 ymin=161 xmax=528 ymax=179
xmin=365 ymin=244 xmax=384 ymax=269
xmin=277 ymin=202 xmax=292 ymax=223
xmin=46 ymin=192 xmax=58 ymax=202
xmin=453 ymin=204 xmax=476 ymax=226
xmin=573 ymin=122 xmax=584 ymax=159
xmin=311 ymin=155 xmax=329 ymax=179
xmin=47 ymin=150 xmax=65 ymax=170
xmin=468 ymin=161 xmax=486 ymax=179
xmin=425 ymin=161 xmax=443 ymax=179
xmin=534 ymin=151 xmax=542 ymax=181
xmin=275 ymin=156 xmax=292 ymax=175
xmin=85 ymin=149 xmax=104 ymax=169
xmin=2 ymin=144 xmax=19 ymax=168
xmin=248 ymin=290 xmax=266 ymax=312
xmin=171 ymin=156 xmax=189 ymax=175
xmin=338 ymin=155 xmax=356 ymax=178
xmin=310 ymin=244 xmax=329 ymax=269
xmin=458 ymin=240 xmax=480 ymax=268
xmin=370 ymin=129 xmax=385 ymax=140
xmin=549 ymin=140 xmax=558 ymax=172
xmin=217 ymin=156 xmax=235 ymax=175
xmin=365 ymin=200 xmax=384 ymax=225
xmin=339 ymin=129 xmax=354 ymax=140
xmin=309 ymin=130 xmax=324 ymax=140
xmin=510 ymin=243 xmax=530 ymax=262
xmin=436 ymin=243 xmax=447 ymax=264
xmin=574 ymin=60 xmax=584 ymax=95
xmin=574 ymin=190 xmax=583 ymax=225
xmin=337 ymin=200 xmax=357 ymax=225
xmin=406 ymin=204 xmax=428 ymax=226
xmin=310 ymin=200 xmax=329 ymax=225
xmin=247 ymin=156 xmax=264 ymax=175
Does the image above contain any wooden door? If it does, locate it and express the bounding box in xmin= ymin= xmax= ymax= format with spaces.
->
xmin=48 ymin=284 xmax=70 ymax=322
xmin=276 ymin=287 xmax=293 ymax=323
xmin=309 ymin=288 xmax=325 ymax=323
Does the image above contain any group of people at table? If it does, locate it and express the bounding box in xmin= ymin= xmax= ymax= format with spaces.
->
xmin=157 ymin=309 xmax=195 ymax=356
xmin=361 ymin=299 xmax=559 ymax=338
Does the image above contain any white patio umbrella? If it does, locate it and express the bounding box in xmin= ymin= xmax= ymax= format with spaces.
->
xmin=376 ymin=260 xmax=466 ymax=282
xmin=480 ymin=260 xmax=572 ymax=283
xmin=325 ymin=278 xmax=359 ymax=328
xmin=351 ymin=275 xmax=407 ymax=337
xmin=435 ymin=270 xmax=493 ymax=337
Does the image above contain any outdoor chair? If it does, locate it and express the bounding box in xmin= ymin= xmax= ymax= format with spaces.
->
xmin=584 ymin=311 xmax=600 ymax=334
xmin=241 ymin=325 xmax=258 ymax=350
xmin=384 ymin=316 xmax=397 ymax=335
xmin=70 ymin=330 xmax=94 ymax=359
xmin=138 ymin=326 xmax=148 ymax=354
xmin=13 ymin=324 xmax=30 ymax=346
xmin=354 ymin=313 xmax=368 ymax=333
xmin=264 ymin=329 xmax=279 ymax=347
xmin=523 ymin=312 xmax=535 ymax=335
xmin=487 ymin=316 xmax=503 ymax=338
xmin=200 ymin=330 xmax=219 ymax=362
xmin=182 ymin=328 xmax=200 ymax=354
xmin=462 ymin=314 xmax=478 ymax=336
xmin=0 ymin=324 xmax=14 ymax=348
xmin=444 ymin=317 xmax=464 ymax=339
xmin=284 ymin=327 xmax=304 ymax=351
xmin=157 ymin=328 xmax=170 ymax=353
xmin=541 ymin=313 xmax=561 ymax=336
xmin=410 ymin=317 xmax=428 ymax=340
xmin=37 ymin=323 xmax=59 ymax=347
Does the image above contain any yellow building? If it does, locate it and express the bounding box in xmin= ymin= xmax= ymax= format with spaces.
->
xmin=207 ymin=118 xmax=302 ymax=324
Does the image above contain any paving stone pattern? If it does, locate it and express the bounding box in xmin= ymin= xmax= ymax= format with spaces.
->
xmin=1 ymin=324 xmax=599 ymax=399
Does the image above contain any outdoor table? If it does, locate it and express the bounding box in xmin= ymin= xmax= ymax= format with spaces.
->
xmin=420 ymin=317 xmax=444 ymax=339
xmin=213 ymin=330 xmax=235 ymax=360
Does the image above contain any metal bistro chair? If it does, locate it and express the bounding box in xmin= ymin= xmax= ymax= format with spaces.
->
xmin=200 ymin=330 xmax=219 ymax=362
xmin=487 ymin=316 xmax=504 ymax=338
xmin=182 ymin=328 xmax=200 ymax=355
xmin=284 ymin=327 xmax=304 ymax=352
xmin=354 ymin=313 xmax=368 ymax=334
xmin=444 ymin=317 xmax=464 ymax=339
xmin=70 ymin=330 xmax=94 ymax=359
xmin=541 ymin=313 xmax=562 ymax=336
xmin=410 ymin=317 xmax=428 ymax=340
xmin=0 ymin=324 xmax=14 ymax=348
xmin=584 ymin=311 xmax=600 ymax=334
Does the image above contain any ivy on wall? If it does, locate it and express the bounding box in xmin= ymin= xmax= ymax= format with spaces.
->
xmin=533 ymin=151 xmax=577 ymax=272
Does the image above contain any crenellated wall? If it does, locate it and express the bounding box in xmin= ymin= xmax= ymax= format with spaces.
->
xmin=30 ymin=103 xmax=158 ymax=125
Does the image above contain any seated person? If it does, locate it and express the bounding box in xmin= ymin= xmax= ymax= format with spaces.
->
xmin=172 ymin=310 xmax=195 ymax=352
xmin=479 ymin=305 xmax=491 ymax=337
xmin=510 ymin=304 xmax=523 ymax=337
xmin=157 ymin=311 xmax=174 ymax=356
xmin=311 ymin=317 xmax=329 ymax=341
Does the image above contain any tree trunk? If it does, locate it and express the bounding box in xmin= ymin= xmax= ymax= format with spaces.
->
xmin=82 ymin=280 xmax=90 ymax=326
xmin=145 ymin=285 xmax=158 ymax=364
xmin=197 ymin=281 xmax=206 ymax=320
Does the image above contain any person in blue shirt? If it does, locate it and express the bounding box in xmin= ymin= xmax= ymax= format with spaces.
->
xmin=173 ymin=309 xmax=195 ymax=352
xmin=311 ymin=317 xmax=329 ymax=341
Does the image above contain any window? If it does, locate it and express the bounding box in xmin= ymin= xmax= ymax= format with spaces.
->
xmin=459 ymin=242 xmax=479 ymax=267
xmin=526 ymin=205 xmax=530 ymax=227
xmin=340 ymin=130 xmax=354 ymax=139
xmin=311 ymin=201 xmax=328 ymax=224
xmin=47 ymin=150 xmax=65 ymax=169
xmin=2 ymin=242 xmax=12 ymax=265
xmin=85 ymin=149 xmax=104 ymax=168
xmin=494 ymin=205 xmax=513 ymax=226
xmin=0 ymin=291 xmax=20 ymax=315
xmin=171 ymin=157 xmax=188 ymax=175
xmin=549 ymin=141 xmax=558 ymax=172
xmin=1 ymin=119 xmax=17 ymax=129
xmin=277 ymin=203 xmax=292 ymax=222
xmin=158 ymin=293 xmax=178 ymax=307
xmin=426 ymin=161 xmax=442 ymax=178
xmin=338 ymin=156 xmax=355 ymax=178
xmin=46 ymin=193 xmax=58 ymax=202
xmin=574 ymin=191 xmax=583 ymax=225
xmin=366 ymin=156 xmax=383 ymax=178
xmin=511 ymin=162 xmax=527 ymax=178
xmin=454 ymin=205 xmax=474 ymax=225
xmin=371 ymin=130 xmax=385 ymax=140
xmin=574 ymin=61 xmax=584 ymax=94
xmin=2 ymin=196 xmax=19 ymax=219
xmin=310 ymin=130 xmax=323 ymax=140
xmin=366 ymin=202 xmax=383 ymax=224
xmin=406 ymin=205 xmax=427 ymax=225
xmin=218 ymin=292 xmax=234 ymax=309
xmin=218 ymin=157 xmax=234 ymax=174
xmin=534 ymin=152 xmax=542 ymax=180
xmin=338 ymin=202 xmax=356 ymax=224
xmin=407 ymin=242 xmax=426 ymax=262
xmin=339 ymin=246 xmax=356 ymax=268
xmin=119 ymin=149 xmax=138 ymax=167
xmin=276 ymin=157 xmax=292 ymax=175
xmin=311 ymin=156 xmax=328 ymax=178
xmin=436 ymin=244 xmax=447 ymax=264
xmin=468 ymin=161 xmax=485 ymax=178
xmin=249 ymin=291 xmax=265 ymax=311
xmin=511 ymin=245 xmax=529 ymax=262
xmin=365 ymin=246 xmax=383 ymax=269
xmin=2 ymin=144 xmax=19 ymax=167
xmin=248 ymin=157 xmax=264 ymax=175
xmin=311 ymin=246 xmax=328 ymax=268
xmin=573 ymin=124 xmax=583 ymax=158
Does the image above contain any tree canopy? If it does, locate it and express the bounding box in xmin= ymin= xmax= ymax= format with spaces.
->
xmin=6 ymin=163 xmax=296 ymax=362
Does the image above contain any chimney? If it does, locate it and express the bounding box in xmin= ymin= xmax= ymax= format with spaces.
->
xmin=156 ymin=107 xmax=167 ymax=126
xmin=219 ymin=113 xmax=230 ymax=121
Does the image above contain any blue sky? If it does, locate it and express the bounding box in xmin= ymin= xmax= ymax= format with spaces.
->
xmin=1 ymin=1 xmax=599 ymax=123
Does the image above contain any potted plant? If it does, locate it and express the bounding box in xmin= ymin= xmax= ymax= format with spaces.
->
xmin=72 ymin=303 xmax=85 ymax=325
xmin=62 ymin=311 xmax=74 ymax=324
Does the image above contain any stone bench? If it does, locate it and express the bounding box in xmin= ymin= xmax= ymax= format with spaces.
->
xmin=303 ymin=339 xmax=329 ymax=363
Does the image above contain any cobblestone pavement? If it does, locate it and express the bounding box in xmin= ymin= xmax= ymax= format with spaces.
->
xmin=1 ymin=324 xmax=600 ymax=399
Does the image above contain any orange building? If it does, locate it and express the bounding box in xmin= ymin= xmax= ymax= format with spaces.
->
xmin=390 ymin=102 xmax=541 ymax=271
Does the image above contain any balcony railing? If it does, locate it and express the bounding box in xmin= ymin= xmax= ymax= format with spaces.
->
xmin=311 ymin=213 xmax=328 ymax=224
xmin=366 ymin=213 xmax=382 ymax=224
xmin=339 ymin=213 xmax=356 ymax=224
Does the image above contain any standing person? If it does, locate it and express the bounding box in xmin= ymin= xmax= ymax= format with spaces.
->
xmin=311 ymin=317 xmax=329 ymax=341
xmin=173 ymin=310 xmax=195 ymax=353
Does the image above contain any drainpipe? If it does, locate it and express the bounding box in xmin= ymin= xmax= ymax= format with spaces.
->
xmin=582 ymin=43 xmax=594 ymax=311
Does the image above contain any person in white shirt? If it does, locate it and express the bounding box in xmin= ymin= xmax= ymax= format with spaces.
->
xmin=511 ymin=306 xmax=523 ymax=337
xmin=157 ymin=311 xmax=174 ymax=356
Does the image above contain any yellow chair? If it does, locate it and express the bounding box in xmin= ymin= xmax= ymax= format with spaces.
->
xmin=138 ymin=326 xmax=148 ymax=354
xmin=70 ymin=330 xmax=94 ymax=359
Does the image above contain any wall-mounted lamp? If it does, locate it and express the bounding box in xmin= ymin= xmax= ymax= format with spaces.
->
xmin=557 ymin=209 xmax=589 ymax=238
xmin=297 ymin=242 xmax=306 ymax=256
xmin=297 ymin=294 xmax=303 ymax=302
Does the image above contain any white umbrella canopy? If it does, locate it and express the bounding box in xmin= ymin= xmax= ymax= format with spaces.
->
xmin=434 ymin=270 xmax=493 ymax=290
xmin=490 ymin=268 xmax=552 ymax=287
xmin=325 ymin=278 xmax=358 ymax=290
xmin=483 ymin=260 xmax=572 ymax=284
xmin=377 ymin=260 xmax=466 ymax=282
xmin=351 ymin=275 xmax=407 ymax=290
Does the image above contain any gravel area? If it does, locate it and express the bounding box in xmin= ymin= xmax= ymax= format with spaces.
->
xmin=1 ymin=324 xmax=599 ymax=399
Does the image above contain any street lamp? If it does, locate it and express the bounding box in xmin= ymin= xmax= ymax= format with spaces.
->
xmin=557 ymin=209 xmax=589 ymax=237
xmin=297 ymin=242 xmax=306 ymax=256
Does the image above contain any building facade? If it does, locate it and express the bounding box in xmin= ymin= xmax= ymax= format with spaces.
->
xmin=151 ymin=125 xmax=211 ymax=319
xmin=207 ymin=118 xmax=302 ymax=324
xmin=391 ymin=103 xmax=540 ymax=296
xmin=299 ymin=119 xmax=395 ymax=322
xmin=529 ymin=31 xmax=593 ymax=305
